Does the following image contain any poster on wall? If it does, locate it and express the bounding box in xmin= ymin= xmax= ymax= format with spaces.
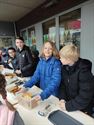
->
xmin=0 ymin=38 xmax=13 ymax=48
xmin=28 ymin=27 xmax=36 ymax=47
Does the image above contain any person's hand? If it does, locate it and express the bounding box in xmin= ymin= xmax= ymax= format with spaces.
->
xmin=15 ymin=70 xmax=21 ymax=74
xmin=8 ymin=59 xmax=12 ymax=63
xmin=16 ymin=87 xmax=28 ymax=94
xmin=34 ymin=95 xmax=41 ymax=102
xmin=59 ymin=99 xmax=66 ymax=111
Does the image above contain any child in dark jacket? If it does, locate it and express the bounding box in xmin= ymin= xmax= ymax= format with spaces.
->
xmin=15 ymin=36 xmax=35 ymax=77
xmin=3 ymin=47 xmax=17 ymax=70
xmin=59 ymin=43 xmax=94 ymax=116
xmin=20 ymin=41 xmax=61 ymax=102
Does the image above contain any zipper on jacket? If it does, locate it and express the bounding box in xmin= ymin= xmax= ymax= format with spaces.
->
xmin=68 ymin=78 xmax=69 ymax=83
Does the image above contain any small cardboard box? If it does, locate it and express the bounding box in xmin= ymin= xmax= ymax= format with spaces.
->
xmin=16 ymin=92 xmax=38 ymax=109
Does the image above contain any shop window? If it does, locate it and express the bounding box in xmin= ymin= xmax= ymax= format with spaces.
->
xmin=42 ymin=19 xmax=56 ymax=43
xmin=20 ymin=30 xmax=28 ymax=46
xmin=28 ymin=27 xmax=36 ymax=51
xmin=59 ymin=9 xmax=81 ymax=49
xmin=0 ymin=37 xmax=13 ymax=48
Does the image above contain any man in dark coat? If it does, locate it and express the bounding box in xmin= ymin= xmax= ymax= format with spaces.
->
xmin=59 ymin=43 xmax=94 ymax=116
xmin=15 ymin=37 xmax=35 ymax=77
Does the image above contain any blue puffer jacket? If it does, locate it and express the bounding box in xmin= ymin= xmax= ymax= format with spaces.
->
xmin=24 ymin=56 xmax=61 ymax=100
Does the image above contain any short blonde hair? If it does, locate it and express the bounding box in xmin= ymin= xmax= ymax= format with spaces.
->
xmin=59 ymin=43 xmax=80 ymax=62
xmin=40 ymin=41 xmax=60 ymax=59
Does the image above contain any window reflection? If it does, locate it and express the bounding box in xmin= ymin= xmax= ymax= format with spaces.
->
xmin=59 ymin=9 xmax=81 ymax=49
xmin=21 ymin=30 xmax=28 ymax=45
xmin=0 ymin=37 xmax=13 ymax=48
xmin=42 ymin=19 xmax=56 ymax=43
xmin=28 ymin=27 xmax=36 ymax=51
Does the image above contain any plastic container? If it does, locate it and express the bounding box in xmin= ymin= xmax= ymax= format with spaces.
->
xmin=16 ymin=92 xmax=38 ymax=109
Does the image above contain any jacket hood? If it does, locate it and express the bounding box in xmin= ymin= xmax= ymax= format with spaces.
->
xmin=64 ymin=58 xmax=92 ymax=73
xmin=78 ymin=58 xmax=92 ymax=71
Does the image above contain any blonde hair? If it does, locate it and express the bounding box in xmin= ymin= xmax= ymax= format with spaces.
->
xmin=40 ymin=41 xmax=60 ymax=59
xmin=59 ymin=43 xmax=80 ymax=62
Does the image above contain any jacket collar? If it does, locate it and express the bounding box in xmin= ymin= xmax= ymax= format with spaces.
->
xmin=65 ymin=60 xmax=79 ymax=73
xmin=17 ymin=45 xmax=25 ymax=52
xmin=41 ymin=56 xmax=56 ymax=64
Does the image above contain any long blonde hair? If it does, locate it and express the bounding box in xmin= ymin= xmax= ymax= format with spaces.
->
xmin=40 ymin=41 xmax=60 ymax=59
xmin=59 ymin=43 xmax=80 ymax=62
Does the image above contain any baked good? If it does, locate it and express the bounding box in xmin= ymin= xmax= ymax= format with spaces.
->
xmin=22 ymin=92 xmax=32 ymax=99
xmin=5 ymin=73 xmax=16 ymax=78
xmin=8 ymin=86 xmax=21 ymax=94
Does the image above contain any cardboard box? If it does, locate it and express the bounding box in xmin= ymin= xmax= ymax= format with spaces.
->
xmin=16 ymin=92 xmax=38 ymax=109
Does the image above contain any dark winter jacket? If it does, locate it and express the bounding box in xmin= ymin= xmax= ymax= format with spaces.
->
xmin=9 ymin=56 xmax=17 ymax=70
xmin=16 ymin=45 xmax=35 ymax=77
xmin=3 ymin=56 xmax=17 ymax=70
xmin=13 ymin=111 xmax=25 ymax=125
xmin=24 ymin=56 xmax=61 ymax=100
xmin=59 ymin=58 xmax=94 ymax=115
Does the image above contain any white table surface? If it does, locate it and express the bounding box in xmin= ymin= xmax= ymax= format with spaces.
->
xmin=6 ymin=86 xmax=94 ymax=125
xmin=0 ymin=68 xmax=94 ymax=125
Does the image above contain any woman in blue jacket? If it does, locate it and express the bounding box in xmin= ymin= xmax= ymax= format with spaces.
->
xmin=23 ymin=41 xmax=61 ymax=101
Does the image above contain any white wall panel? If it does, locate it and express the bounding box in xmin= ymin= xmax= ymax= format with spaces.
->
xmin=35 ymin=23 xmax=43 ymax=54
xmin=81 ymin=1 xmax=94 ymax=74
